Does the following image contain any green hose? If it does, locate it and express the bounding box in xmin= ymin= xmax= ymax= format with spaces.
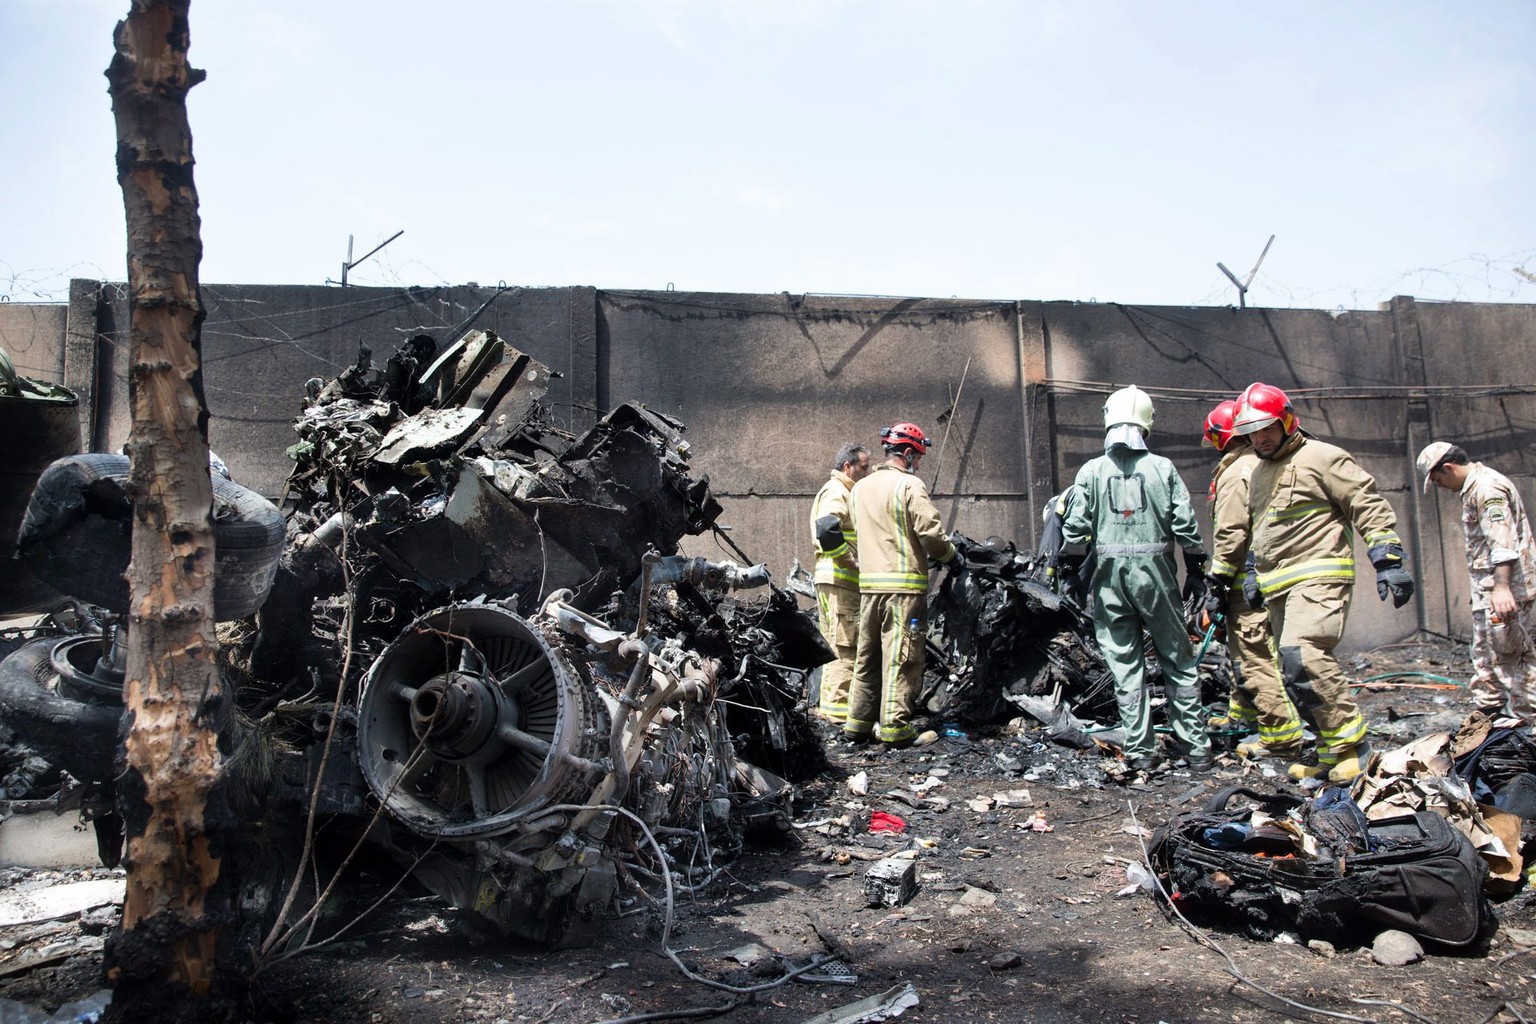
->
xmin=1353 ymin=670 xmax=1466 ymax=687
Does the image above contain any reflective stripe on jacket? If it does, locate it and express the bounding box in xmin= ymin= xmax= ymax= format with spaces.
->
xmin=1247 ymin=432 xmax=1402 ymax=597
xmin=850 ymin=464 xmax=955 ymax=593
xmin=810 ymin=469 xmax=859 ymax=590
xmin=1208 ymin=446 xmax=1257 ymax=580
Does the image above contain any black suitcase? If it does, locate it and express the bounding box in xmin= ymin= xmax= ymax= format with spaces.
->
xmin=1148 ymin=786 xmax=1490 ymax=946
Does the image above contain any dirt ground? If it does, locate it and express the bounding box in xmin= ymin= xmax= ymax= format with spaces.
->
xmin=2 ymin=638 xmax=1533 ymax=1024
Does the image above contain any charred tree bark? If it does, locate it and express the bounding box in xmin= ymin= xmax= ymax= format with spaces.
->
xmin=104 ymin=2 xmax=240 ymax=1019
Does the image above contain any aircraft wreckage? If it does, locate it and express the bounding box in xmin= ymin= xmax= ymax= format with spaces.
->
xmin=0 ymin=329 xmax=1228 ymax=947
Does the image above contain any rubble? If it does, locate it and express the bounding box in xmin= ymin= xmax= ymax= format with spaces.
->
xmin=864 ymin=858 xmax=919 ymax=908
xmin=801 ymin=983 xmax=919 ymax=1024
xmin=923 ymin=532 xmax=1234 ymax=738
xmin=1148 ymin=782 xmax=1493 ymax=946
xmin=0 ymin=329 xmax=1532 ymax=1019
xmin=1372 ymin=929 xmax=1425 ymax=966
xmin=0 ymin=328 xmax=831 ymax=949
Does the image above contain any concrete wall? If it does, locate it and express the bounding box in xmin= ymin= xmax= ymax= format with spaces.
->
xmin=0 ymin=302 xmax=66 ymax=380
xmin=597 ymin=291 xmax=1028 ymax=579
xmin=5 ymin=280 xmax=1535 ymax=652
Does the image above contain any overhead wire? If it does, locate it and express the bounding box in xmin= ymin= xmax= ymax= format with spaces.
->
xmin=1040 ymin=378 xmax=1536 ymax=402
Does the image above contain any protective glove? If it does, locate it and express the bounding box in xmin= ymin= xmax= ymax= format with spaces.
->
xmin=1203 ymin=574 xmax=1231 ymax=619
xmin=1180 ymin=550 xmax=1209 ymax=605
xmin=1369 ymin=542 xmax=1415 ymax=608
xmin=1242 ymin=566 xmax=1264 ymax=609
xmin=1058 ymin=553 xmax=1086 ymax=603
xmin=1376 ymin=564 xmax=1414 ymax=607
xmin=949 ymin=535 xmax=972 ymax=564
xmin=814 ymin=514 xmax=846 ymax=555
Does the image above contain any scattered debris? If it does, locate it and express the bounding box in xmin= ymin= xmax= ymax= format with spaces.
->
xmin=1015 ymin=811 xmax=1054 ymax=833
xmin=723 ymin=944 xmax=770 ymax=967
xmin=956 ymin=886 xmax=997 ymax=909
xmin=0 ymin=987 xmax=110 ymax=1023
xmin=924 ymin=534 xmax=1233 ymax=730
xmin=0 ymin=330 xmax=833 ymax=949
xmin=0 ymin=879 xmax=123 ymax=929
xmin=1116 ymin=861 xmax=1155 ymax=898
xmin=865 ymin=859 xmax=919 ymax=908
xmin=1371 ymin=929 xmax=1424 ymax=966
xmin=793 ymin=957 xmax=859 ymax=986
xmin=1148 ymin=783 xmax=1491 ymax=946
xmin=800 ymin=982 xmax=919 ymax=1024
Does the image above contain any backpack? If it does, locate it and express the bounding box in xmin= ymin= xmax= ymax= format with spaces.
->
xmin=1147 ymin=786 xmax=1490 ymax=947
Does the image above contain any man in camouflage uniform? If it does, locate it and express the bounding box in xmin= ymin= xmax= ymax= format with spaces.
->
xmin=809 ymin=442 xmax=870 ymax=721
xmin=843 ymin=423 xmax=959 ymax=749
xmin=1201 ymin=399 xmax=1305 ymax=758
xmin=1418 ymin=441 xmax=1536 ymax=720
xmin=1220 ymin=383 xmax=1415 ymax=784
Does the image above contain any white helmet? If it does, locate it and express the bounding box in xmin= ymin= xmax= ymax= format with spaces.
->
xmin=1103 ymin=385 xmax=1154 ymax=434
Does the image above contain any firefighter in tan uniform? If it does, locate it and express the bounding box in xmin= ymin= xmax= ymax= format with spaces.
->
xmin=809 ymin=442 xmax=871 ymax=721
xmin=1201 ymin=400 xmax=1305 ymax=757
xmin=1221 ymin=383 xmax=1415 ymax=784
xmin=842 ymin=422 xmax=959 ymax=749
xmin=1418 ymin=441 xmax=1536 ymax=720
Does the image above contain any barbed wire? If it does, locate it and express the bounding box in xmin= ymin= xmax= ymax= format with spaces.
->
xmin=1195 ymin=249 xmax=1536 ymax=310
xmin=5 ymin=250 xmax=1534 ymax=309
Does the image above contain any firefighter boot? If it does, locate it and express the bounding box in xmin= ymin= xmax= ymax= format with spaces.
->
xmin=1286 ymin=760 xmax=1326 ymax=782
xmin=1326 ymin=744 xmax=1371 ymax=785
xmin=1237 ymin=740 xmax=1303 ymax=762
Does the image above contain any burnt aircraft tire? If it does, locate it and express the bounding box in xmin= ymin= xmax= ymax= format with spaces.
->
xmin=0 ymin=638 xmax=120 ymax=785
xmin=18 ymin=453 xmax=286 ymax=620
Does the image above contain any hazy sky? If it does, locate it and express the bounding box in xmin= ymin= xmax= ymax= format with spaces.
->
xmin=4 ymin=1 xmax=1533 ymax=309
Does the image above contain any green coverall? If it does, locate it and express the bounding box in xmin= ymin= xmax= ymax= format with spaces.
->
xmin=1061 ymin=445 xmax=1210 ymax=764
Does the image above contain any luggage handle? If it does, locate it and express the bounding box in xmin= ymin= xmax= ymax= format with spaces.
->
xmin=1202 ymin=785 xmax=1304 ymax=815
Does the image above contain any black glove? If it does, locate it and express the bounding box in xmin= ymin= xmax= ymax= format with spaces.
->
xmin=950 ymin=535 xmax=972 ymax=563
xmin=814 ymin=514 xmax=845 ymax=554
xmin=1058 ymin=553 xmax=1086 ymax=602
xmin=1181 ymin=573 xmax=1208 ymax=607
xmin=1369 ymin=542 xmax=1414 ymax=608
xmin=1203 ymin=574 xmax=1231 ymax=618
xmin=1376 ymin=564 xmax=1414 ymax=607
xmin=1242 ymin=566 xmax=1264 ymax=609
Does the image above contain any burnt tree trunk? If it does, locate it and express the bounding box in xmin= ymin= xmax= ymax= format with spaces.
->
xmin=104 ymin=2 xmax=240 ymax=1018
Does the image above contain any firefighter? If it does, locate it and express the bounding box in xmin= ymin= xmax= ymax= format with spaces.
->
xmin=1417 ymin=441 xmax=1536 ymax=720
xmin=1061 ymin=386 xmax=1212 ymax=773
xmin=1221 ymin=382 xmax=1414 ymax=784
xmin=1039 ymin=485 xmax=1093 ymax=602
xmin=842 ymin=422 xmax=960 ymax=749
xmin=1201 ymin=399 xmax=1306 ymax=758
xmin=809 ymin=441 xmax=871 ymax=721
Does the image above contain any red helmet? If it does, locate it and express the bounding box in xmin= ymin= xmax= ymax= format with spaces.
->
xmin=1202 ymin=399 xmax=1240 ymax=451
xmin=880 ymin=422 xmax=931 ymax=452
xmin=1231 ymin=382 xmax=1298 ymax=436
